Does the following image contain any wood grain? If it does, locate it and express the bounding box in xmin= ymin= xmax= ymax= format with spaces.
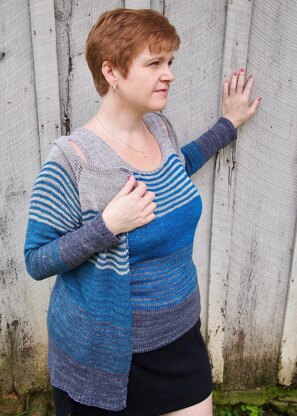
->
xmin=55 ymin=0 xmax=123 ymax=134
xmin=222 ymin=0 xmax=297 ymax=389
xmin=0 ymin=0 xmax=52 ymax=394
xmin=207 ymin=0 xmax=253 ymax=386
xmin=29 ymin=0 xmax=61 ymax=162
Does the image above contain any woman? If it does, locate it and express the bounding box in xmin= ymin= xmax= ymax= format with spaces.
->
xmin=24 ymin=8 xmax=261 ymax=416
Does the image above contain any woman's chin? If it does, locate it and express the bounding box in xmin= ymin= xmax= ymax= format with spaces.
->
xmin=151 ymin=102 xmax=168 ymax=112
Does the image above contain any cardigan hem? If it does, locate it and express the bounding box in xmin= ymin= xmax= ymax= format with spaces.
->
xmin=48 ymin=337 xmax=130 ymax=411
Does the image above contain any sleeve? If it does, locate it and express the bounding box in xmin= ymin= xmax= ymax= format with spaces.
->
xmin=24 ymin=144 xmax=121 ymax=281
xmin=181 ymin=117 xmax=237 ymax=177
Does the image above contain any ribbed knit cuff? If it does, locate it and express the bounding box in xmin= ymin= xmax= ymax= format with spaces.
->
xmin=192 ymin=116 xmax=238 ymax=163
xmin=219 ymin=116 xmax=238 ymax=139
xmin=91 ymin=214 xmax=121 ymax=248
xmin=59 ymin=214 xmax=121 ymax=269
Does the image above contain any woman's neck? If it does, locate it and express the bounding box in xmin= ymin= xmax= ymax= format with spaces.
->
xmin=96 ymin=94 xmax=145 ymax=136
xmin=83 ymin=94 xmax=150 ymax=150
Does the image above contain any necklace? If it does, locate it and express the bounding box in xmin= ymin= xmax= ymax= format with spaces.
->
xmin=95 ymin=115 xmax=148 ymax=158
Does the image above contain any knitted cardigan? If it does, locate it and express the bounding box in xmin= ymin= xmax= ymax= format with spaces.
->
xmin=24 ymin=112 xmax=236 ymax=410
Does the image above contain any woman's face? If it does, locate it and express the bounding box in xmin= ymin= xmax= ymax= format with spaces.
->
xmin=116 ymin=45 xmax=175 ymax=115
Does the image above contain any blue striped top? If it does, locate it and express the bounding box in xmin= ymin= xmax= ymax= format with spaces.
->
xmin=24 ymin=112 xmax=237 ymax=410
xmin=129 ymin=151 xmax=202 ymax=351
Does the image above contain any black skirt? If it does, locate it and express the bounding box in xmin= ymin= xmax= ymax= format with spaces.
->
xmin=53 ymin=319 xmax=213 ymax=416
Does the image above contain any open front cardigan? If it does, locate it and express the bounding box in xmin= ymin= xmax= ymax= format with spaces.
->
xmin=24 ymin=112 xmax=236 ymax=410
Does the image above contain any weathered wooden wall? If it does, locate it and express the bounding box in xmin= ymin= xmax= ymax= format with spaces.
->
xmin=1 ymin=0 xmax=297 ymax=395
xmin=0 ymin=0 xmax=53 ymax=394
xmin=218 ymin=0 xmax=297 ymax=389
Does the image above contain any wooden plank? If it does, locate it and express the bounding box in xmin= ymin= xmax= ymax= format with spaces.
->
xmin=150 ymin=0 xmax=164 ymax=13
xmin=29 ymin=0 xmax=61 ymax=162
xmin=163 ymin=0 xmax=229 ymax=340
xmin=207 ymin=0 xmax=253 ymax=386
xmin=54 ymin=0 xmax=72 ymax=134
xmin=125 ymin=0 xmax=150 ymax=9
xmin=277 ymin=0 xmax=297 ymax=384
xmin=55 ymin=0 xmax=123 ymax=134
xmin=0 ymin=0 xmax=52 ymax=394
xmin=279 ymin=232 xmax=297 ymax=385
xmin=222 ymin=0 xmax=297 ymax=389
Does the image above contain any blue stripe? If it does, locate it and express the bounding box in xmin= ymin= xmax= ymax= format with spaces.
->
xmin=28 ymin=213 xmax=68 ymax=232
xmin=133 ymin=245 xmax=193 ymax=279
xmin=91 ymin=256 xmax=129 ymax=269
xmin=156 ymin=187 xmax=198 ymax=212
xmin=132 ymin=260 xmax=193 ymax=288
xmin=43 ymin=161 xmax=78 ymax=194
xmin=39 ymin=164 xmax=79 ymax=200
xmin=82 ymin=210 xmax=99 ymax=220
xmin=151 ymin=173 xmax=187 ymax=195
xmin=32 ymin=181 xmax=80 ymax=215
xmin=155 ymin=180 xmax=197 ymax=205
xmin=181 ymin=141 xmax=205 ymax=176
xmin=29 ymin=202 xmax=80 ymax=229
xmin=143 ymin=166 xmax=185 ymax=190
xmin=31 ymin=189 xmax=80 ymax=220
xmin=34 ymin=176 xmax=80 ymax=213
xmin=132 ymin=260 xmax=196 ymax=292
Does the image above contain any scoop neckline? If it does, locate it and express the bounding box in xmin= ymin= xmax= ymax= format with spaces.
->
xmin=76 ymin=116 xmax=166 ymax=175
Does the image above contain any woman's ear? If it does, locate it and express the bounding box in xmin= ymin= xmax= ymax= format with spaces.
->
xmin=102 ymin=61 xmax=118 ymax=88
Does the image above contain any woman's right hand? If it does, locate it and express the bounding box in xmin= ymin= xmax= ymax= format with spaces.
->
xmin=102 ymin=175 xmax=156 ymax=235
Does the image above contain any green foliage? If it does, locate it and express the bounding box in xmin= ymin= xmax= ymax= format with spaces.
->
xmin=219 ymin=406 xmax=240 ymax=416
xmin=216 ymin=403 xmax=287 ymax=416
xmin=1 ymin=389 xmax=297 ymax=416
xmin=240 ymin=403 xmax=264 ymax=416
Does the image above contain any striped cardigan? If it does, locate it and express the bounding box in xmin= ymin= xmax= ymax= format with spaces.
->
xmin=24 ymin=112 xmax=236 ymax=410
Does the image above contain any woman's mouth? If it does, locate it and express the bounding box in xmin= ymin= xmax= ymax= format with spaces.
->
xmin=155 ymin=89 xmax=168 ymax=96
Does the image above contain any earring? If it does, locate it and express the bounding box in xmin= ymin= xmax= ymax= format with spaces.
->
xmin=113 ymin=76 xmax=118 ymax=93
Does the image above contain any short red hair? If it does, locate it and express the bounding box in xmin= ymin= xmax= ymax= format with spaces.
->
xmin=85 ymin=8 xmax=181 ymax=96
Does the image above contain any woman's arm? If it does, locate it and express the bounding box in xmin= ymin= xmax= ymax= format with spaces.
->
xmin=180 ymin=117 xmax=237 ymax=176
xmin=24 ymin=145 xmax=120 ymax=281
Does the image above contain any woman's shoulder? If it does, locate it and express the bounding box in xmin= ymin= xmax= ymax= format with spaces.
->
xmin=144 ymin=111 xmax=176 ymax=136
xmin=53 ymin=127 xmax=87 ymax=149
xmin=50 ymin=127 xmax=94 ymax=165
xmin=43 ymin=130 xmax=86 ymax=181
xmin=45 ymin=134 xmax=70 ymax=162
xmin=144 ymin=112 xmax=179 ymax=153
xmin=144 ymin=111 xmax=173 ymax=126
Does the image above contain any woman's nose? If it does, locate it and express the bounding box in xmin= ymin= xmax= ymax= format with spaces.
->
xmin=168 ymin=68 xmax=175 ymax=82
xmin=161 ymin=66 xmax=175 ymax=82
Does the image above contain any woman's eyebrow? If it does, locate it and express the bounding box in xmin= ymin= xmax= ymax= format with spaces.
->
xmin=146 ymin=55 xmax=175 ymax=63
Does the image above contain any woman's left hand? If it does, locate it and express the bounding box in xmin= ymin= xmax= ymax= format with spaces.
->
xmin=221 ymin=68 xmax=261 ymax=129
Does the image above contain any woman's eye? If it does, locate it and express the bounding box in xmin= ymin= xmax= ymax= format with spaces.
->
xmin=150 ymin=61 xmax=159 ymax=66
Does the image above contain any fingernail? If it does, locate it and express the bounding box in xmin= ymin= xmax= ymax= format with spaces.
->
xmin=240 ymin=67 xmax=245 ymax=72
xmin=128 ymin=174 xmax=134 ymax=180
xmin=233 ymin=72 xmax=238 ymax=76
xmin=249 ymin=74 xmax=253 ymax=78
xmin=258 ymin=96 xmax=262 ymax=101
